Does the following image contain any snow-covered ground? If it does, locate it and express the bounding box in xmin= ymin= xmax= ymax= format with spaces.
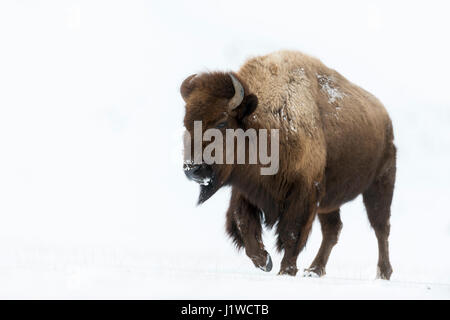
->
xmin=0 ymin=1 xmax=449 ymax=299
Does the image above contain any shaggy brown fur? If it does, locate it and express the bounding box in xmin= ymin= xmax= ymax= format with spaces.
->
xmin=181 ymin=50 xmax=396 ymax=279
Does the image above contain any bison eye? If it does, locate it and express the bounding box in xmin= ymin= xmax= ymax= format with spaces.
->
xmin=215 ymin=121 xmax=227 ymax=129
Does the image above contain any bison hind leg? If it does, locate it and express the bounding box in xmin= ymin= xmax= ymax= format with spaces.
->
xmin=363 ymin=162 xmax=396 ymax=280
xmin=304 ymin=209 xmax=342 ymax=278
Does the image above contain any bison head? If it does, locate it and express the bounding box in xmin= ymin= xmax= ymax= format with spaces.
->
xmin=180 ymin=72 xmax=258 ymax=204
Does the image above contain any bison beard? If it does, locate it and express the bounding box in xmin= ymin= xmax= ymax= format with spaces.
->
xmin=183 ymin=162 xmax=224 ymax=205
xmin=197 ymin=173 xmax=220 ymax=205
xmin=181 ymin=50 xmax=396 ymax=279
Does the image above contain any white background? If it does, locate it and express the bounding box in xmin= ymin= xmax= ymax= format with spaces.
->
xmin=0 ymin=0 xmax=449 ymax=299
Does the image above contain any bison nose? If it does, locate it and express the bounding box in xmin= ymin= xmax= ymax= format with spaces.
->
xmin=183 ymin=163 xmax=213 ymax=185
xmin=184 ymin=163 xmax=202 ymax=180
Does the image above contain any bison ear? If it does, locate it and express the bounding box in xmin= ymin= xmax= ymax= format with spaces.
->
xmin=234 ymin=94 xmax=258 ymax=120
xmin=180 ymin=74 xmax=197 ymax=102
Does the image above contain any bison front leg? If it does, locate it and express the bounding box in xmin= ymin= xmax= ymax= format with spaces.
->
xmin=226 ymin=189 xmax=272 ymax=272
xmin=277 ymin=195 xmax=317 ymax=276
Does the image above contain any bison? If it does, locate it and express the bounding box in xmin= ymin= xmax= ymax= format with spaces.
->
xmin=180 ymin=50 xmax=396 ymax=279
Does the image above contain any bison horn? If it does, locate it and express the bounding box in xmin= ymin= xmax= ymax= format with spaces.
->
xmin=228 ymin=74 xmax=244 ymax=111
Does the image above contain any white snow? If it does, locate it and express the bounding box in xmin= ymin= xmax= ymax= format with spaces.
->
xmin=289 ymin=120 xmax=297 ymax=132
xmin=317 ymin=74 xmax=345 ymax=103
xmin=303 ymin=270 xmax=321 ymax=278
xmin=0 ymin=1 xmax=449 ymax=299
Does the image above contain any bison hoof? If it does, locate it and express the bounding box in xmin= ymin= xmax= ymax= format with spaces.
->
xmin=278 ymin=265 xmax=298 ymax=276
xmin=256 ymin=253 xmax=273 ymax=272
xmin=303 ymin=266 xmax=325 ymax=278
xmin=376 ymin=265 xmax=392 ymax=280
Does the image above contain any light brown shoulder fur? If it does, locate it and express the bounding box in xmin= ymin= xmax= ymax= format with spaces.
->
xmin=238 ymin=51 xmax=328 ymax=185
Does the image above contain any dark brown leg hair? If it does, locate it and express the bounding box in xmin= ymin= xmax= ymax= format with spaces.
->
xmin=362 ymin=164 xmax=396 ymax=280
xmin=304 ymin=210 xmax=342 ymax=277
xmin=277 ymin=190 xmax=317 ymax=276
xmin=226 ymin=188 xmax=271 ymax=271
